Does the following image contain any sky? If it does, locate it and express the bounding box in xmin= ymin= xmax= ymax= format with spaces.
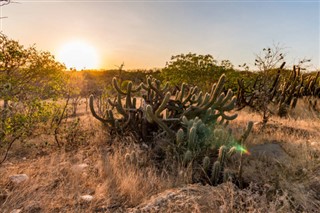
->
xmin=0 ymin=0 xmax=319 ymax=70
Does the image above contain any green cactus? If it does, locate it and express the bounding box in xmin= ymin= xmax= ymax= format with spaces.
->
xmin=202 ymin=156 xmax=211 ymax=171
xmin=183 ymin=150 xmax=193 ymax=165
xmin=176 ymin=128 xmax=184 ymax=145
xmin=211 ymin=161 xmax=221 ymax=185
xmin=218 ymin=145 xmax=227 ymax=164
xmin=90 ymin=74 xmax=254 ymax=186
xmin=146 ymin=105 xmax=175 ymax=138
xmin=238 ymin=121 xmax=254 ymax=188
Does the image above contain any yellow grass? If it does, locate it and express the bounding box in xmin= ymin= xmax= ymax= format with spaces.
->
xmin=0 ymin=100 xmax=319 ymax=212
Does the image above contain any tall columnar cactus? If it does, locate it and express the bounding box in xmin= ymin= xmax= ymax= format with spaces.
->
xmin=91 ymin=73 xmax=239 ymax=140
xmin=90 ymin=73 xmax=254 ymax=186
xmin=238 ymin=121 xmax=253 ymax=187
xmin=236 ymin=62 xmax=320 ymax=123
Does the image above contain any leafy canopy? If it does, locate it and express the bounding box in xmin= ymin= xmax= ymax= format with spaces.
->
xmin=162 ymin=53 xmax=218 ymax=88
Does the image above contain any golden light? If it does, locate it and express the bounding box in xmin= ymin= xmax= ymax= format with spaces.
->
xmin=57 ymin=40 xmax=99 ymax=70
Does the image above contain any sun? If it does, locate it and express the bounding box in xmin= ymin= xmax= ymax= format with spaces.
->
xmin=57 ymin=40 xmax=99 ymax=70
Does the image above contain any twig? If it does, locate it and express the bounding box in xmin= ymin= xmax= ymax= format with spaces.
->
xmin=0 ymin=135 xmax=20 ymax=165
xmin=54 ymin=95 xmax=70 ymax=147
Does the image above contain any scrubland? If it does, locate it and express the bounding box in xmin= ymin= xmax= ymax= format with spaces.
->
xmin=0 ymin=100 xmax=319 ymax=213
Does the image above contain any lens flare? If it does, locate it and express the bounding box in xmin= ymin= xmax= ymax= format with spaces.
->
xmin=235 ymin=145 xmax=250 ymax=155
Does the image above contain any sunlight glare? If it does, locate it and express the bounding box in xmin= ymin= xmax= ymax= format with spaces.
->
xmin=57 ymin=40 xmax=99 ymax=70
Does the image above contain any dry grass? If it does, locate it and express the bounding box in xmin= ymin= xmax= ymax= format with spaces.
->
xmin=0 ymin=101 xmax=320 ymax=212
xmin=0 ymin=114 xmax=175 ymax=212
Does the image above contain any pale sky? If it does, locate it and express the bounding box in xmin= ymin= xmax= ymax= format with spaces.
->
xmin=1 ymin=0 xmax=319 ymax=70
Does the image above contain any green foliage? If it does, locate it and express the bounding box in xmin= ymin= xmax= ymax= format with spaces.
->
xmin=0 ymin=36 xmax=66 ymax=101
xmin=162 ymin=53 xmax=219 ymax=89
xmin=0 ymin=34 xmax=66 ymax=161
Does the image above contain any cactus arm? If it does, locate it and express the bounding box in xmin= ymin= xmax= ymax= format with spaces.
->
xmin=147 ymin=78 xmax=164 ymax=99
xmin=238 ymin=121 xmax=253 ymax=188
xmin=182 ymin=86 xmax=198 ymax=105
xmin=161 ymin=82 xmax=169 ymax=93
xmin=131 ymin=83 xmax=143 ymax=93
xmin=89 ymin=95 xmax=114 ymax=124
xmin=177 ymin=83 xmax=186 ymax=102
xmin=220 ymin=96 xmax=237 ymax=111
xmin=210 ymin=74 xmax=226 ymax=103
xmin=220 ymin=90 xmax=234 ymax=106
xmin=220 ymin=112 xmax=238 ymax=121
xmin=199 ymin=93 xmax=210 ymax=107
xmin=125 ymin=82 xmax=133 ymax=109
xmin=116 ymin=94 xmax=127 ymax=118
xmin=211 ymin=161 xmax=221 ymax=186
xmin=108 ymin=98 xmax=117 ymax=108
xmin=112 ymin=77 xmax=127 ymax=95
xmin=176 ymin=128 xmax=185 ymax=145
xmin=155 ymin=92 xmax=171 ymax=117
xmin=146 ymin=105 xmax=175 ymax=138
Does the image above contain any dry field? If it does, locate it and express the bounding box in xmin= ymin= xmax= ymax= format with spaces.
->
xmin=0 ymin=101 xmax=319 ymax=213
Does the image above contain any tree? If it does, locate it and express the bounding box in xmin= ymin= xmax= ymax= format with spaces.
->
xmin=0 ymin=34 xmax=66 ymax=162
xmin=220 ymin=59 xmax=234 ymax=70
xmin=254 ymin=43 xmax=286 ymax=72
xmin=237 ymin=44 xmax=314 ymax=125
xmin=162 ymin=53 xmax=218 ymax=89
xmin=0 ymin=34 xmax=65 ymax=110
xmin=0 ymin=0 xmax=11 ymax=19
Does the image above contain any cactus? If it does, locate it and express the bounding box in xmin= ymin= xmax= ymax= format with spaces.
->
xmin=237 ymin=63 xmax=320 ymax=123
xmin=176 ymin=128 xmax=184 ymax=145
xmin=218 ymin=145 xmax=227 ymax=164
xmin=202 ymin=156 xmax=211 ymax=171
xmin=238 ymin=121 xmax=253 ymax=188
xmin=211 ymin=161 xmax=221 ymax=185
xmin=145 ymin=104 xmax=175 ymax=138
xmin=90 ymin=74 xmax=254 ymax=186
xmin=183 ymin=150 xmax=193 ymax=165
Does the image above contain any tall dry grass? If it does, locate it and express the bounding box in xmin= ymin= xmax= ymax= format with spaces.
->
xmin=0 ymin=100 xmax=319 ymax=212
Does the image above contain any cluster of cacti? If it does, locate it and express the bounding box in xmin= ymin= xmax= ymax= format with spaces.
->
xmin=90 ymin=74 xmax=238 ymax=141
xmin=302 ymin=71 xmax=320 ymax=112
xmin=275 ymin=65 xmax=304 ymax=117
xmin=90 ymin=74 xmax=254 ymax=186
xmin=237 ymin=62 xmax=320 ymax=123
xmin=174 ymin=115 xmax=253 ymax=185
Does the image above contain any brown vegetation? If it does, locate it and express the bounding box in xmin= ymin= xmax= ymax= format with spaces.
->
xmin=0 ymin=100 xmax=319 ymax=212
